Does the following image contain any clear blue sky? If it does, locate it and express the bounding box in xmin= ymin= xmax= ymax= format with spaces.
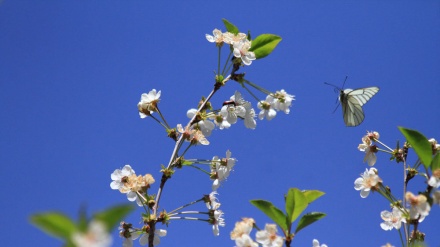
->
xmin=1 ymin=1 xmax=439 ymax=247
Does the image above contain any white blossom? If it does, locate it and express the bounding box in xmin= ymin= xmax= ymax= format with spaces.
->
xmin=380 ymin=207 xmax=405 ymax=230
xmin=312 ymin=239 xmax=328 ymax=247
xmin=258 ymin=97 xmax=277 ymax=121
xmin=110 ymin=165 xmax=136 ymax=190
xmin=255 ymin=224 xmax=283 ymax=247
xmin=137 ymin=89 xmax=161 ymax=118
xmin=139 ymin=229 xmax=167 ymax=246
xmin=271 ymin=89 xmax=295 ymax=114
xmin=72 ymin=220 xmax=112 ymax=247
xmin=206 ymin=29 xmax=226 ymax=44
xmin=235 ymin=234 xmax=258 ymax=247
xmin=231 ymin=218 xmax=255 ymax=240
xmin=233 ymin=39 xmax=256 ymax=66
xmin=354 ymin=168 xmax=382 ymax=198
xmin=212 ymin=209 xmax=225 ymax=236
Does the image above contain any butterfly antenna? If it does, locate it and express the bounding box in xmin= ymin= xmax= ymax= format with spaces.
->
xmin=324 ymin=82 xmax=341 ymax=93
xmin=332 ymin=101 xmax=340 ymax=113
xmin=341 ymin=75 xmax=348 ymax=89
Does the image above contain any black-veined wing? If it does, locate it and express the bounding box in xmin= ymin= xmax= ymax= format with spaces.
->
xmin=340 ymin=87 xmax=379 ymax=127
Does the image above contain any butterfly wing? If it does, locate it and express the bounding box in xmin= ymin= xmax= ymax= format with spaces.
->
xmin=340 ymin=87 xmax=379 ymax=127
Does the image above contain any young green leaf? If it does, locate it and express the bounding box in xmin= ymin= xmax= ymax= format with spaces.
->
xmin=93 ymin=204 xmax=135 ymax=231
xmin=431 ymin=153 xmax=440 ymax=171
xmin=30 ymin=212 xmax=77 ymax=240
xmin=295 ymin=212 xmax=326 ymax=234
xmin=78 ymin=206 xmax=88 ymax=232
xmin=285 ymin=188 xmax=307 ymax=224
xmin=250 ymin=199 xmax=288 ymax=231
xmin=248 ymin=34 xmax=282 ymax=59
xmin=302 ymin=190 xmax=325 ymax=204
xmin=222 ymin=18 xmax=239 ymax=34
xmin=399 ymin=127 xmax=432 ymax=168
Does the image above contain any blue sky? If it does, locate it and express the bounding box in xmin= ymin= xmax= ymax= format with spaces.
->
xmin=1 ymin=1 xmax=439 ymax=247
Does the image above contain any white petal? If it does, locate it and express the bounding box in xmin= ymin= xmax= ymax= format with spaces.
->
xmin=156 ymin=229 xmax=167 ymax=237
xmin=123 ymin=238 xmax=133 ymax=247
xmin=121 ymin=165 xmax=134 ymax=176
xmin=206 ymin=34 xmax=215 ymax=42
xmin=233 ymin=48 xmax=241 ymax=58
xmin=212 ymin=179 xmax=220 ymax=191
xmin=360 ymin=189 xmax=370 ymax=198
xmin=380 ymin=221 xmax=393 ymax=230
xmin=247 ymin=52 xmax=256 ymax=60
xmin=312 ymin=239 xmax=320 ymax=247
xmin=111 ymin=170 xmax=122 ymax=180
xmin=186 ymin=108 xmax=197 ymax=118
xmin=110 ymin=181 xmax=121 ymax=190
xmin=139 ymin=234 xmax=148 ymax=246
xmin=127 ymin=191 xmax=137 ymax=201
xmin=241 ymin=56 xmax=251 ymax=65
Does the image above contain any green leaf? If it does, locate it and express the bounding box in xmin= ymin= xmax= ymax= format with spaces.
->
xmin=222 ymin=18 xmax=239 ymax=34
xmin=30 ymin=212 xmax=77 ymax=240
xmin=399 ymin=127 xmax=432 ymax=168
xmin=285 ymin=188 xmax=307 ymax=224
xmin=302 ymin=190 xmax=325 ymax=204
xmin=295 ymin=212 xmax=326 ymax=234
xmin=248 ymin=34 xmax=282 ymax=59
xmin=94 ymin=204 xmax=135 ymax=231
xmin=250 ymin=199 xmax=288 ymax=231
xmin=431 ymin=153 xmax=440 ymax=171
xmin=77 ymin=206 xmax=88 ymax=232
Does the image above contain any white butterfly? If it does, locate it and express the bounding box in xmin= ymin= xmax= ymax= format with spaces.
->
xmin=326 ymin=76 xmax=379 ymax=127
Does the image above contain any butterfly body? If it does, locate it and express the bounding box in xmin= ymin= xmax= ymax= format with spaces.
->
xmin=338 ymin=87 xmax=379 ymax=127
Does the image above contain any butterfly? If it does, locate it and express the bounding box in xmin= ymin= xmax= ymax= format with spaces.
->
xmin=325 ymin=76 xmax=379 ymax=127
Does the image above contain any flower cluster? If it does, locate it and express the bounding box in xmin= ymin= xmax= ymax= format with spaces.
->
xmin=177 ymin=124 xmax=209 ymax=145
xmin=211 ymin=150 xmax=236 ymax=191
xmin=257 ymin=90 xmax=295 ymax=121
xmin=206 ymin=29 xmax=256 ymax=65
xmin=137 ymin=89 xmax=161 ymax=118
xmin=110 ymin=165 xmax=155 ymax=206
xmin=187 ymin=91 xmax=256 ymax=134
xmin=186 ymin=90 xmax=293 ymax=136
xmin=405 ymin=192 xmax=431 ymax=222
xmin=429 ymin=138 xmax=440 ymax=155
xmin=354 ymin=167 xmax=382 ymax=198
xmin=312 ymin=239 xmax=328 ymax=247
xmin=357 ymin=131 xmax=380 ymax=166
xmin=231 ymin=218 xmax=283 ymax=247
xmin=72 ymin=220 xmax=112 ymax=247
xmin=354 ymin=129 xmax=440 ymax=244
xmin=380 ymin=207 xmax=405 ymax=231
xmin=119 ymin=222 xmax=167 ymax=247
